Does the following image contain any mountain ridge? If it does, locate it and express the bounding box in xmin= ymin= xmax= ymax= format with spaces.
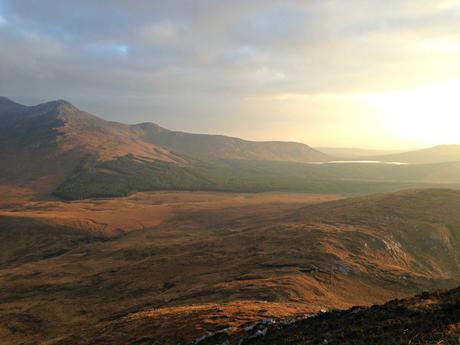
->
xmin=0 ymin=97 xmax=331 ymax=196
xmin=2 ymin=96 xmax=460 ymax=201
xmin=0 ymin=97 xmax=183 ymax=194
xmin=0 ymin=96 xmax=328 ymax=163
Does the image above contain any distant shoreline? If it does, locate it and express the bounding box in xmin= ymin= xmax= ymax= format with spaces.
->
xmin=311 ymin=160 xmax=409 ymax=165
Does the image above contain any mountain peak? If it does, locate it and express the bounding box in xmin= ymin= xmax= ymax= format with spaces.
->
xmin=0 ymin=96 xmax=77 ymax=109
xmin=135 ymin=122 xmax=170 ymax=133
xmin=35 ymin=99 xmax=78 ymax=112
xmin=0 ymin=96 xmax=14 ymax=103
xmin=0 ymin=96 xmax=24 ymax=109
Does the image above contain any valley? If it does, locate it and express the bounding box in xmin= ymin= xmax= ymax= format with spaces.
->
xmin=2 ymin=97 xmax=460 ymax=202
xmin=1 ymin=97 xmax=460 ymax=344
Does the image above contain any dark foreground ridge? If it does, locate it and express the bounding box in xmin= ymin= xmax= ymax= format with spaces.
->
xmin=193 ymin=286 xmax=460 ymax=345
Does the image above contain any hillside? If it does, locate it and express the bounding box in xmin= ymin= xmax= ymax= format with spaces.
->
xmin=202 ymin=286 xmax=460 ymax=345
xmin=2 ymin=189 xmax=460 ymax=344
xmin=0 ymin=97 xmax=331 ymax=198
xmin=137 ymin=122 xmax=329 ymax=162
xmin=3 ymin=97 xmax=460 ymax=201
xmin=371 ymin=144 xmax=460 ymax=164
xmin=0 ymin=97 xmax=182 ymax=195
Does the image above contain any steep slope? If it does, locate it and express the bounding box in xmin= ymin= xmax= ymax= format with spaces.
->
xmin=371 ymin=144 xmax=460 ymax=164
xmin=136 ymin=122 xmax=330 ymax=163
xmin=0 ymin=96 xmax=28 ymax=119
xmin=0 ymin=97 xmax=183 ymax=195
xmin=204 ymin=286 xmax=460 ymax=345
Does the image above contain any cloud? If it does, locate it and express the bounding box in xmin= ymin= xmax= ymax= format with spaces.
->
xmin=0 ymin=0 xmax=6 ymax=26
xmin=84 ymin=42 xmax=129 ymax=56
xmin=136 ymin=20 xmax=180 ymax=47
xmin=0 ymin=0 xmax=460 ymax=148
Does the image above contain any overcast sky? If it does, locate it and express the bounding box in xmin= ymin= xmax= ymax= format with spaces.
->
xmin=1 ymin=0 xmax=460 ymax=148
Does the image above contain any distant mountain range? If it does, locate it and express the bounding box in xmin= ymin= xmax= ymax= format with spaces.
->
xmin=1 ymin=96 xmax=460 ymax=200
xmin=0 ymin=96 xmax=329 ymax=196
xmin=316 ymin=147 xmax=405 ymax=158
xmin=319 ymin=145 xmax=460 ymax=164
xmin=370 ymin=144 xmax=460 ymax=164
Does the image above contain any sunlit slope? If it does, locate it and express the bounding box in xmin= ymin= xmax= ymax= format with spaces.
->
xmin=291 ymin=189 xmax=460 ymax=280
xmin=216 ymin=286 xmax=460 ymax=345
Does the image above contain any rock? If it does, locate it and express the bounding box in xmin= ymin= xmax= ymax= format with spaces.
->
xmin=191 ymin=334 xmax=209 ymax=344
xmin=254 ymin=328 xmax=268 ymax=337
xmin=243 ymin=323 xmax=256 ymax=332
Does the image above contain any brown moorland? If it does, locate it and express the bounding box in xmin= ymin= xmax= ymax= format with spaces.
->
xmin=204 ymin=285 xmax=460 ymax=345
xmin=1 ymin=189 xmax=460 ymax=344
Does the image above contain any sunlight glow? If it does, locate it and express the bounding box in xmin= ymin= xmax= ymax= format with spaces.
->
xmin=366 ymin=81 xmax=460 ymax=146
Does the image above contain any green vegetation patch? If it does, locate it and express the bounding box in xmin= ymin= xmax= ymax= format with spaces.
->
xmin=53 ymin=155 xmax=434 ymax=200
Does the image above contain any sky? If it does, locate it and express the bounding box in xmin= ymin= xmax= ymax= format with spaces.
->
xmin=1 ymin=0 xmax=460 ymax=149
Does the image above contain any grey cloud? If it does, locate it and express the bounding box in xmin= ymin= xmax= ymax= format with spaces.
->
xmin=1 ymin=0 xmax=460 ymax=140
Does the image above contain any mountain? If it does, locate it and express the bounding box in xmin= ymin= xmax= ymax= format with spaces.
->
xmin=2 ymin=97 xmax=460 ymax=201
xmin=316 ymin=147 xmax=405 ymax=159
xmin=0 ymin=97 xmax=182 ymax=194
xmin=0 ymin=97 xmax=329 ymax=197
xmin=371 ymin=144 xmax=460 ymax=164
xmin=137 ymin=122 xmax=329 ymax=162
